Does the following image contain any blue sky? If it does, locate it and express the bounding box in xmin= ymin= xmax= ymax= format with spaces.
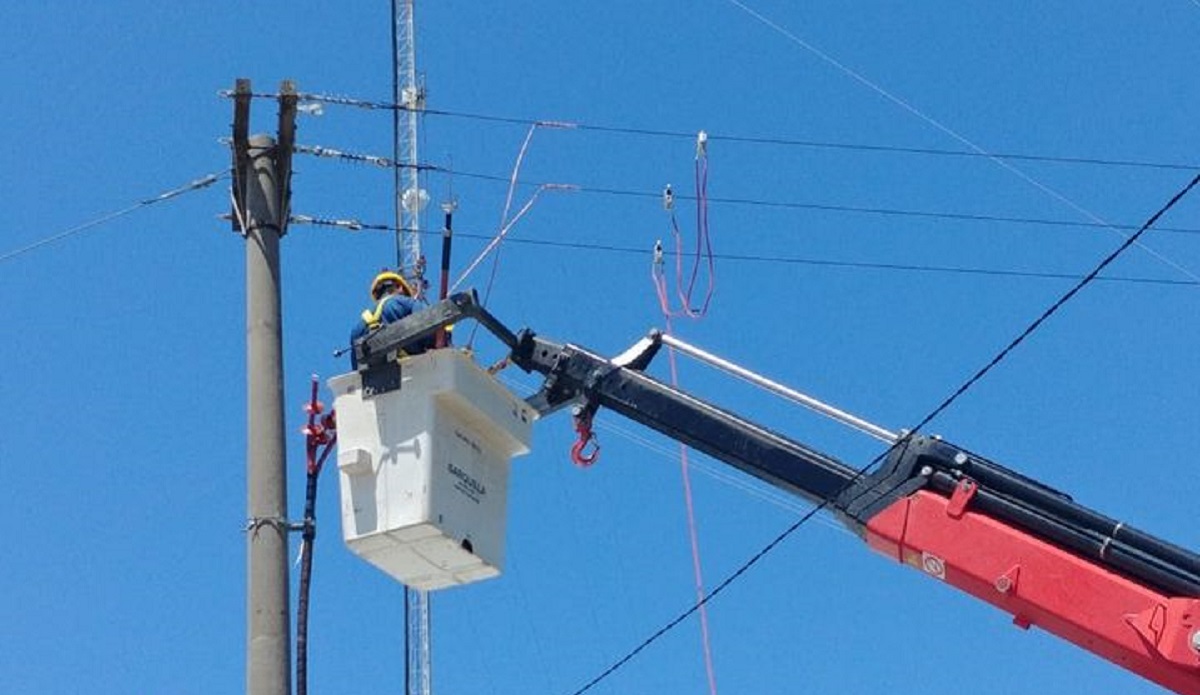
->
xmin=3 ymin=2 xmax=1199 ymax=693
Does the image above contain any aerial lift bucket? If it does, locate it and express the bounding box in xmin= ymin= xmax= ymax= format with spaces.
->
xmin=329 ymin=349 xmax=536 ymax=590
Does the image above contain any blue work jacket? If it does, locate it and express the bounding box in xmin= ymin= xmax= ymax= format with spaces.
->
xmin=349 ymin=294 xmax=422 ymax=367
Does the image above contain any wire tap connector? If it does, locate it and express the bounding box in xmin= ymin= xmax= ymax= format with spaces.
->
xmin=696 ymin=130 xmax=708 ymax=159
xmin=663 ymin=183 xmax=674 ymax=211
xmin=302 ymin=376 xmax=337 ymax=476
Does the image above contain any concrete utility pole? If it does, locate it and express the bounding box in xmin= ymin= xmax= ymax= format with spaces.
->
xmin=244 ymin=133 xmax=290 ymax=695
xmin=234 ymin=78 xmax=298 ymax=695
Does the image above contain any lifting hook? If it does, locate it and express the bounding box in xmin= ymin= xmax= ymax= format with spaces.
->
xmin=570 ymin=404 xmax=600 ymax=467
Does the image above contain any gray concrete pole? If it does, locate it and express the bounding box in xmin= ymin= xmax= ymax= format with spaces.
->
xmin=244 ymin=134 xmax=291 ymax=695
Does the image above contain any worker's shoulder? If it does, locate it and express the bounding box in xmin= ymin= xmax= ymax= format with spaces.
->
xmin=382 ymin=294 xmax=418 ymax=316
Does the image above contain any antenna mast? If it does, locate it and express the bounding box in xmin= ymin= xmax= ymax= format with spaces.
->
xmin=392 ymin=4 xmax=432 ymax=695
xmin=393 ymin=0 xmax=427 ymax=285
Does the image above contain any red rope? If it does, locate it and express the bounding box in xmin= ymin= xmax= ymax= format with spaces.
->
xmin=648 ymin=137 xmax=720 ymax=693
xmin=662 ymin=319 xmax=719 ymax=695
xmin=653 ymin=150 xmax=715 ymax=320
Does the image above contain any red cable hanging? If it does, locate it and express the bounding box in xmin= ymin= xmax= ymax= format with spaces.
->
xmin=651 ymin=131 xmax=720 ymax=695
xmin=653 ymin=132 xmax=715 ymax=320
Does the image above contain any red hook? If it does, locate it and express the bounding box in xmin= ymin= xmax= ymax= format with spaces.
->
xmin=571 ymin=407 xmax=600 ymax=467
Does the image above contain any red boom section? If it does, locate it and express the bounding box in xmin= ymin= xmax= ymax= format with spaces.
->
xmin=865 ymin=488 xmax=1200 ymax=694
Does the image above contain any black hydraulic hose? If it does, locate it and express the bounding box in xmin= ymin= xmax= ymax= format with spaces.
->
xmin=296 ymin=408 xmax=335 ymax=695
xmin=595 ymin=368 xmax=860 ymax=504
xmin=927 ymin=473 xmax=1200 ymax=597
xmin=436 ymin=206 xmax=453 ymax=348
xmin=961 ymin=458 xmax=1200 ymax=581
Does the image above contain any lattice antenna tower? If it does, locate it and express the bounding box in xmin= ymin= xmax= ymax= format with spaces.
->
xmin=392 ymin=7 xmax=432 ymax=694
xmin=394 ymin=0 xmax=428 ymax=285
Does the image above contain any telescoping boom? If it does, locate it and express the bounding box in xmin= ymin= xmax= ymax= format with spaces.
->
xmin=353 ymin=291 xmax=1200 ymax=695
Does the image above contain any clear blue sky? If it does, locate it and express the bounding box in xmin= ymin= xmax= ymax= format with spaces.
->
xmin=3 ymin=2 xmax=1199 ymax=693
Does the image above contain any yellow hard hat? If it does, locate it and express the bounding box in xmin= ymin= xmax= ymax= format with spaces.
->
xmin=370 ymin=270 xmax=414 ymax=300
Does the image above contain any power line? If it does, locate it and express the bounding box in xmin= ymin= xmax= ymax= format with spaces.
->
xmin=562 ymin=170 xmax=1200 ymax=694
xmin=293 ymin=144 xmax=436 ymax=170
xmin=0 ymin=172 xmax=225 ymax=264
xmin=290 ymin=144 xmax=1200 ymax=237
xmin=435 ymin=110 xmax=1199 ymax=172
xmin=239 ymin=87 xmax=1200 ymax=283
xmin=290 ymin=215 xmax=1197 ymax=288
xmin=224 ymin=90 xmax=1200 ymax=172
xmin=260 ymin=75 xmax=1200 ymax=282
xmin=904 ymin=169 xmax=1200 ymax=434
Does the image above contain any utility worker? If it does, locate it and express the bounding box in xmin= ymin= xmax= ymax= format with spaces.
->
xmin=349 ymin=269 xmax=424 ymax=367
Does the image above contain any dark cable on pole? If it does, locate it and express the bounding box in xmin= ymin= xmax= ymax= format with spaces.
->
xmin=436 ymin=200 xmax=456 ymax=348
xmin=297 ymin=378 xmax=336 ymax=695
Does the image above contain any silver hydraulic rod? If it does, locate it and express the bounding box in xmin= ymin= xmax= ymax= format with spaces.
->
xmin=660 ymin=334 xmax=899 ymax=444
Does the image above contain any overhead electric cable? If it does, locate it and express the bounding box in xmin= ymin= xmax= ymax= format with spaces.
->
xmin=228 ymin=90 xmax=1200 ymax=172
xmin=289 ymin=146 xmax=1200 ymax=237
xmin=566 ymin=495 xmax=838 ymax=695
xmin=289 ymin=216 xmax=1197 ymax=288
xmin=437 ymin=111 xmax=1199 ymax=172
xmin=902 ymin=170 xmax=1200 ymax=434
xmin=0 ymin=172 xmax=224 ymax=264
xmin=563 ymin=171 xmax=1200 ymax=695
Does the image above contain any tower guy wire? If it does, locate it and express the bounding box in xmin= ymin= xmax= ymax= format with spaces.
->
xmin=720 ymin=0 xmax=1200 ymax=283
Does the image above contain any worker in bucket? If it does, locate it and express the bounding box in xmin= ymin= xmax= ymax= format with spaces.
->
xmin=349 ymin=269 xmax=425 ymax=367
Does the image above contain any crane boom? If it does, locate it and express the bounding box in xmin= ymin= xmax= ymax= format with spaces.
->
xmin=353 ymin=292 xmax=1200 ymax=694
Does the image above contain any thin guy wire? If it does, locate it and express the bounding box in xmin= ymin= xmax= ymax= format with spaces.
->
xmin=289 ymin=217 xmax=1197 ymax=288
xmin=0 ymin=172 xmax=224 ymax=264
xmin=721 ymin=0 xmax=1200 ymax=283
xmin=564 ymin=172 xmax=1200 ymax=694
